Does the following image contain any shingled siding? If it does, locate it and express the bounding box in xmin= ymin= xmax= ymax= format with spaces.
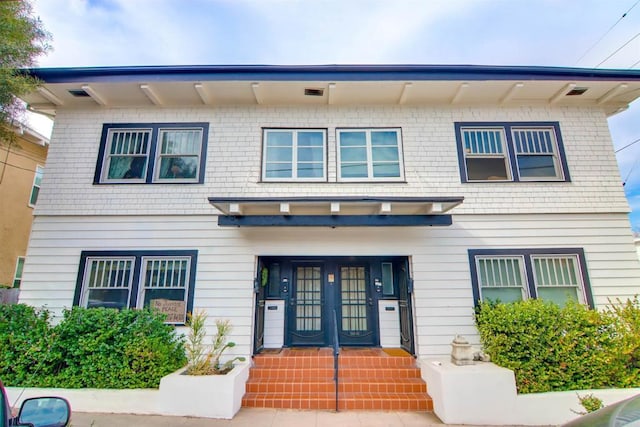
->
xmin=18 ymin=212 xmax=640 ymax=358
xmin=34 ymin=105 xmax=627 ymax=217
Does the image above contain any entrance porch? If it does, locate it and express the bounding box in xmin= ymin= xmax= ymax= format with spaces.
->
xmin=242 ymin=347 xmax=432 ymax=411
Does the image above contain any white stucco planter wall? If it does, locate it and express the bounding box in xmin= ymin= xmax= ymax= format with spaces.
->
xmin=6 ymin=361 xmax=251 ymax=420
xmin=158 ymin=361 xmax=250 ymax=419
xmin=421 ymin=358 xmax=640 ymax=426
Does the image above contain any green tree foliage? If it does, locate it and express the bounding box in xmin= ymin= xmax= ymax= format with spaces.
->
xmin=0 ymin=305 xmax=186 ymax=388
xmin=475 ymin=298 xmax=640 ymax=393
xmin=0 ymin=0 xmax=50 ymax=141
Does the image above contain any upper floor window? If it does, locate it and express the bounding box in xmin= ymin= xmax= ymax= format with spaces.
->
xmin=94 ymin=123 xmax=208 ymax=184
xmin=337 ymin=128 xmax=404 ymax=181
xmin=29 ymin=165 xmax=44 ymax=207
xmin=455 ymin=122 xmax=569 ymax=182
xmin=262 ymin=129 xmax=326 ymax=181
xmin=468 ymin=248 xmax=592 ymax=307
xmin=74 ymin=250 xmax=197 ymax=325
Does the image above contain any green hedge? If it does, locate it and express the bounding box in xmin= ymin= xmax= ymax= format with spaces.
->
xmin=0 ymin=305 xmax=186 ymax=388
xmin=475 ymin=297 xmax=640 ymax=393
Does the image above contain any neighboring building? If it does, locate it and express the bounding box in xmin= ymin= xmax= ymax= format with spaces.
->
xmin=17 ymin=64 xmax=640 ymax=359
xmin=0 ymin=123 xmax=48 ymax=289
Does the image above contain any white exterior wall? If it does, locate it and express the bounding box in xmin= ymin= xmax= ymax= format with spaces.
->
xmin=35 ymin=105 xmax=628 ymax=216
xmin=19 ymin=212 xmax=640 ymax=358
xmin=19 ymin=103 xmax=640 ymax=358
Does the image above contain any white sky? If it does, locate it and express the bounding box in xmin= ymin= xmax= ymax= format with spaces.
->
xmin=28 ymin=0 xmax=640 ymax=227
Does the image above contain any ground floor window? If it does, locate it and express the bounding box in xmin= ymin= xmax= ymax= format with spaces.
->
xmin=73 ymin=250 xmax=197 ymax=324
xmin=468 ymin=248 xmax=593 ymax=307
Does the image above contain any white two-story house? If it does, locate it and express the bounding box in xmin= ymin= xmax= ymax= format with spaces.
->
xmin=18 ymin=64 xmax=640 ymax=367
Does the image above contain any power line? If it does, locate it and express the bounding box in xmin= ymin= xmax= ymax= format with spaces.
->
xmin=596 ymin=30 xmax=640 ymax=67
xmin=0 ymin=159 xmax=39 ymax=174
xmin=575 ymin=0 xmax=640 ymax=65
xmin=615 ymin=137 xmax=640 ymax=153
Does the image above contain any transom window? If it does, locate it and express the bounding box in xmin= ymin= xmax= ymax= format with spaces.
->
xmin=469 ymin=249 xmax=592 ymax=307
xmin=74 ymin=250 xmax=197 ymax=324
xmin=95 ymin=123 xmax=208 ymax=184
xmin=337 ymin=128 xmax=404 ymax=181
xmin=262 ymin=129 xmax=326 ymax=181
xmin=455 ymin=122 xmax=569 ymax=182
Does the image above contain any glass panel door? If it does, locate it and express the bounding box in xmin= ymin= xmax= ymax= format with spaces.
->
xmin=288 ymin=264 xmax=326 ymax=346
xmin=338 ymin=265 xmax=375 ymax=346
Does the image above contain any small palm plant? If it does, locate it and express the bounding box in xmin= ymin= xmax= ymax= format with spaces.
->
xmin=184 ymin=310 xmax=246 ymax=375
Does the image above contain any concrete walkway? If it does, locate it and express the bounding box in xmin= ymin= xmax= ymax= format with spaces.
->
xmin=70 ymin=408 xmax=480 ymax=427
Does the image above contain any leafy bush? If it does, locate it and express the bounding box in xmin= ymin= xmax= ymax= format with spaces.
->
xmin=0 ymin=305 xmax=186 ymax=388
xmin=475 ymin=298 xmax=640 ymax=393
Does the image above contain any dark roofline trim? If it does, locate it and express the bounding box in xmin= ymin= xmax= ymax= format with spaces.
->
xmin=23 ymin=64 xmax=640 ymax=84
xmin=218 ymin=214 xmax=453 ymax=227
xmin=208 ymin=196 xmax=464 ymax=204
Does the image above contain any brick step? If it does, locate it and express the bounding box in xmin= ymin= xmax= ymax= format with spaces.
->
xmin=245 ymin=378 xmax=426 ymax=394
xmin=248 ymin=368 xmax=334 ymax=380
xmin=338 ymin=367 xmax=422 ymax=379
xmin=242 ymin=392 xmax=432 ymax=411
xmin=243 ymin=348 xmax=431 ymax=411
xmin=245 ymin=380 xmax=335 ymax=393
xmin=338 ymin=378 xmax=427 ymax=393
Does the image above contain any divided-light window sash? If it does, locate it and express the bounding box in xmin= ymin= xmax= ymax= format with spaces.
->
xmin=103 ymin=129 xmax=152 ymax=182
xmin=476 ymin=256 xmax=527 ymax=303
xmin=262 ymin=129 xmax=326 ymax=181
xmin=138 ymin=257 xmax=190 ymax=324
xmin=82 ymin=257 xmax=135 ymax=309
xmin=337 ymin=128 xmax=404 ymax=181
xmin=532 ymin=255 xmax=583 ymax=304
xmin=461 ymin=128 xmax=511 ymax=181
xmin=29 ymin=165 xmax=44 ymax=207
xmin=512 ymin=128 xmax=562 ymax=180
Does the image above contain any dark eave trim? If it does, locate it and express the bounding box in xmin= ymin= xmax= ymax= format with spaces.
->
xmin=23 ymin=64 xmax=640 ymax=84
xmin=218 ymin=214 xmax=453 ymax=227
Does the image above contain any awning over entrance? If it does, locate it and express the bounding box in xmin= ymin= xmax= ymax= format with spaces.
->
xmin=208 ymin=196 xmax=463 ymax=227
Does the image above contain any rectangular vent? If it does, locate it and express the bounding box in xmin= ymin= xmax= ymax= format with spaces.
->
xmin=304 ymin=88 xmax=324 ymax=96
xmin=566 ymin=87 xmax=588 ymax=96
xmin=68 ymin=89 xmax=91 ymax=97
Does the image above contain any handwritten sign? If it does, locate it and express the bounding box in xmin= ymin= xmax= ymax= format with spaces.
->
xmin=151 ymin=299 xmax=186 ymax=324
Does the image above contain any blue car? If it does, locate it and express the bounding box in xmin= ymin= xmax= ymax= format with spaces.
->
xmin=0 ymin=379 xmax=70 ymax=427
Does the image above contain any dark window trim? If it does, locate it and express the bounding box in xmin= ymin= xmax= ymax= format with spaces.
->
xmin=94 ymin=122 xmax=209 ymax=185
xmin=455 ymin=121 xmax=570 ymax=183
xmin=73 ymin=250 xmax=198 ymax=325
xmin=468 ymin=248 xmax=593 ymax=307
xmin=260 ymin=127 xmax=329 ymax=182
xmin=335 ymin=127 xmax=406 ymax=182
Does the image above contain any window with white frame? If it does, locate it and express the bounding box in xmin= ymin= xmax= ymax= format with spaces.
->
xmin=469 ymin=249 xmax=592 ymax=307
xmin=95 ymin=123 xmax=208 ymax=184
xmin=75 ymin=250 xmax=197 ymax=324
xmin=262 ymin=129 xmax=326 ymax=181
xmin=13 ymin=257 xmax=25 ymax=288
xmin=455 ymin=122 xmax=569 ymax=182
xmin=337 ymin=128 xmax=404 ymax=181
xmin=29 ymin=165 xmax=44 ymax=207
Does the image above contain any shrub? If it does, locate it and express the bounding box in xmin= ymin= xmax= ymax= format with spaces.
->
xmin=185 ymin=310 xmax=245 ymax=375
xmin=0 ymin=304 xmax=186 ymax=388
xmin=475 ymin=298 xmax=639 ymax=393
xmin=0 ymin=304 xmax=53 ymax=386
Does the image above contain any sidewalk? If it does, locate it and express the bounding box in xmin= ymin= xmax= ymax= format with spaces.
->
xmin=70 ymin=408 xmax=470 ymax=427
